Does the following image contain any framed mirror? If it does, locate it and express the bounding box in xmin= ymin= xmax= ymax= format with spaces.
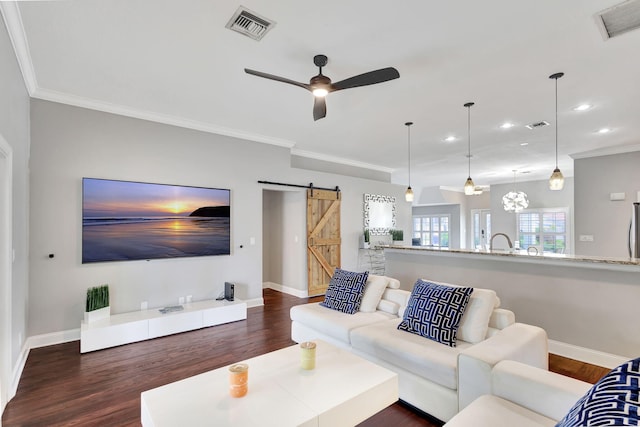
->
xmin=363 ymin=194 xmax=396 ymax=235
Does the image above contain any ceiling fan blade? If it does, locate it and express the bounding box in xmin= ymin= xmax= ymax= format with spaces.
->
xmin=244 ymin=68 xmax=311 ymax=91
xmin=331 ymin=67 xmax=400 ymax=91
xmin=313 ymin=97 xmax=327 ymax=121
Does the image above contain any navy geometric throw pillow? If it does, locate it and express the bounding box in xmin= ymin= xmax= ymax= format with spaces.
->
xmin=320 ymin=268 xmax=369 ymax=314
xmin=397 ymin=280 xmax=472 ymax=347
xmin=556 ymin=356 xmax=640 ymax=427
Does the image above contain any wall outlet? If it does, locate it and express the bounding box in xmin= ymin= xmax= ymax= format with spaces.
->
xmin=579 ymin=235 xmax=594 ymax=242
xmin=186 ymin=295 xmax=192 ymax=303
xmin=178 ymin=296 xmax=185 ymax=304
xmin=140 ymin=301 xmax=148 ymax=310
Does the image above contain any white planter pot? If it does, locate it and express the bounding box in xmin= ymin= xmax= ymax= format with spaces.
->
xmin=84 ymin=306 xmax=111 ymax=323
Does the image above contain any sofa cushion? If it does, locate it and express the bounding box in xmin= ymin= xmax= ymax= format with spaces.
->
xmin=387 ymin=277 xmax=401 ymax=289
xmin=351 ymin=318 xmax=472 ymax=390
xmin=398 ymin=280 xmax=473 ymax=347
xmin=458 ymin=287 xmax=498 ymax=343
xmin=424 ymin=279 xmax=498 ymax=344
xmin=556 ymin=356 xmax=640 ymax=427
xmin=377 ymin=288 xmax=410 ymax=317
xmin=444 ymin=395 xmax=557 ymax=427
xmin=359 ymin=275 xmax=389 ymax=312
xmin=320 ymin=268 xmax=369 ymax=314
xmin=290 ymin=302 xmax=396 ymax=344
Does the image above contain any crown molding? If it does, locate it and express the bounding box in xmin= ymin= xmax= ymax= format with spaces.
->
xmin=1 ymin=2 xmax=37 ymax=94
xmin=291 ymin=148 xmax=394 ymax=174
xmin=1 ymin=3 xmax=296 ymax=149
xmin=32 ymin=88 xmax=296 ymax=149
xmin=570 ymin=143 xmax=640 ymax=160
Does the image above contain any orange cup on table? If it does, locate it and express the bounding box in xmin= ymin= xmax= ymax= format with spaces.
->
xmin=228 ymin=363 xmax=248 ymax=398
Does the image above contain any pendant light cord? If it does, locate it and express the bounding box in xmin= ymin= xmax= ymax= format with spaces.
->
xmin=467 ymin=105 xmax=471 ymax=177
xmin=549 ymin=72 xmax=563 ymax=169
xmin=406 ymin=122 xmax=413 ymax=188
xmin=555 ymin=77 xmax=558 ymax=169
xmin=464 ymin=102 xmax=474 ymax=178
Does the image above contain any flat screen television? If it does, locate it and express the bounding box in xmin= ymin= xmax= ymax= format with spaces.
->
xmin=82 ymin=178 xmax=231 ymax=263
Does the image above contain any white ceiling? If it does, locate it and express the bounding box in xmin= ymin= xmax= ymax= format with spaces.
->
xmin=4 ymin=0 xmax=640 ymax=190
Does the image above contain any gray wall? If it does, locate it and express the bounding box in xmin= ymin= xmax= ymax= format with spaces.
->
xmin=29 ymin=99 xmax=411 ymax=336
xmin=0 ymin=15 xmax=30 ymax=378
xmin=574 ymin=151 xmax=640 ymax=258
xmin=385 ymin=250 xmax=639 ymax=359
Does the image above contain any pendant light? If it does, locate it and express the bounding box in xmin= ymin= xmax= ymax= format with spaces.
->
xmin=502 ymin=170 xmax=529 ymax=213
xmin=405 ymin=122 xmax=414 ymax=202
xmin=549 ymin=72 xmax=565 ymax=191
xmin=463 ymin=102 xmax=475 ymax=195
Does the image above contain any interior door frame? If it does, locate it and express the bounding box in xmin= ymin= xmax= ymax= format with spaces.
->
xmin=0 ymin=134 xmax=13 ymax=414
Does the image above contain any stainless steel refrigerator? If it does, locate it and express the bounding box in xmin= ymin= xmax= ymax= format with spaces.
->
xmin=630 ymin=202 xmax=640 ymax=258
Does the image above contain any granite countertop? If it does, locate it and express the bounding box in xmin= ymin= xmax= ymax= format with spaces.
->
xmin=380 ymin=245 xmax=640 ymax=269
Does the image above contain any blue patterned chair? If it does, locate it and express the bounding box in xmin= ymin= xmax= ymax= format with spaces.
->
xmin=444 ymin=358 xmax=640 ymax=427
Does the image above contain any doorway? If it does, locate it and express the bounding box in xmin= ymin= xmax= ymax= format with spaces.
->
xmin=471 ymin=209 xmax=491 ymax=250
xmin=262 ymin=189 xmax=307 ymax=298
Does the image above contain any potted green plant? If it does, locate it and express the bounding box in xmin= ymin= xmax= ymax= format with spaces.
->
xmin=390 ymin=229 xmax=404 ymax=243
xmin=362 ymin=228 xmax=371 ymax=249
xmin=84 ymin=284 xmax=110 ymax=323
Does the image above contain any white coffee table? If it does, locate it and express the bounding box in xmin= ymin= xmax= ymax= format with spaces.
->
xmin=141 ymin=340 xmax=398 ymax=427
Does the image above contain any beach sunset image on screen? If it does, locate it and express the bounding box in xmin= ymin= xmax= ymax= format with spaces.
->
xmin=82 ymin=178 xmax=231 ymax=263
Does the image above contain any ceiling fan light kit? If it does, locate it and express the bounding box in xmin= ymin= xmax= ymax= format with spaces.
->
xmin=245 ymin=54 xmax=400 ymax=121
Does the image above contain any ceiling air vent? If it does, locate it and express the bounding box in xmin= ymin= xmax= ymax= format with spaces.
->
xmin=596 ymin=0 xmax=640 ymax=40
xmin=226 ymin=6 xmax=276 ymax=41
xmin=525 ymin=121 xmax=550 ymax=130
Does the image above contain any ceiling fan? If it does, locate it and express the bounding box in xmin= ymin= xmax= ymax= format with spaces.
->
xmin=244 ymin=54 xmax=400 ymax=121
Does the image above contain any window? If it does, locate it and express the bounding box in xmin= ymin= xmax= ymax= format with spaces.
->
xmin=413 ymin=215 xmax=450 ymax=248
xmin=517 ymin=208 xmax=570 ymax=254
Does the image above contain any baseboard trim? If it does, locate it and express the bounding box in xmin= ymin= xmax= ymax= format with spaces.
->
xmin=28 ymin=329 xmax=80 ymax=350
xmin=263 ymin=282 xmax=308 ymax=298
xmin=244 ymin=297 xmax=264 ymax=308
xmin=9 ymin=341 xmax=28 ymax=401
xmin=549 ymin=339 xmax=629 ymax=369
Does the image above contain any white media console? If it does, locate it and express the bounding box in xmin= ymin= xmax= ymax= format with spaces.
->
xmin=80 ymin=299 xmax=247 ymax=353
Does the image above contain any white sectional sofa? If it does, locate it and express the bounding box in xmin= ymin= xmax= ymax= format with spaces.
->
xmin=446 ymin=357 xmax=640 ymax=427
xmin=290 ymin=275 xmax=548 ymax=422
xmin=444 ymin=360 xmax=592 ymax=427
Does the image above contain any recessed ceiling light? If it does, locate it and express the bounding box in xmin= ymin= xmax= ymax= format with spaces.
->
xmin=573 ymin=104 xmax=592 ymax=111
xmin=520 ymin=142 xmax=529 ymax=146
xmin=443 ymin=136 xmax=456 ymax=142
xmin=500 ymin=122 xmax=515 ymax=129
xmin=597 ymin=127 xmax=612 ymax=134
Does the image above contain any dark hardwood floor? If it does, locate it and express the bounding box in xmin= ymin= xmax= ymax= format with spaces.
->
xmin=2 ymin=289 xmax=609 ymax=426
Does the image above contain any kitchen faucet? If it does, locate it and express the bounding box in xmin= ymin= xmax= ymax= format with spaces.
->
xmin=489 ymin=233 xmax=513 ymax=251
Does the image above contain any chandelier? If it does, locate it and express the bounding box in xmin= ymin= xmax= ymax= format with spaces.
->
xmin=502 ymin=170 xmax=529 ymax=213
